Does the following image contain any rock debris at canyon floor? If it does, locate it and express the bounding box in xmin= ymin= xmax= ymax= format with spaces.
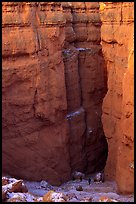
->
xmin=2 ymin=1 xmax=134 ymax=196
xmin=2 ymin=176 xmax=134 ymax=202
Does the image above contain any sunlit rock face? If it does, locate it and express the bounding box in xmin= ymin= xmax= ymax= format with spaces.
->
xmin=2 ymin=2 xmax=108 ymax=185
xmin=2 ymin=2 xmax=134 ymax=194
xmin=2 ymin=2 xmax=70 ymax=186
xmin=100 ymin=2 xmax=134 ymax=193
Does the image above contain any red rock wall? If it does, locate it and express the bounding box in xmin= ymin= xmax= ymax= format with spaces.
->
xmin=2 ymin=2 xmax=71 ymax=185
xmin=3 ymin=2 xmax=134 ymax=193
xmin=62 ymin=2 xmax=108 ymax=174
xmin=2 ymin=2 xmax=108 ymax=185
xmin=100 ymin=2 xmax=134 ymax=193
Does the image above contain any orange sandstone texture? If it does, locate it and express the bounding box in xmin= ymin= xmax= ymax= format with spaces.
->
xmin=62 ymin=2 xmax=108 ymax=174
xmin=2 ymin=2 xmax=108 ymax=185
xmin=116 ymin=36 xmax=134 ymax=194
xmin=100 ymin=2 xmax=134 ymax=193
xmin=2 ymin=2 xmax=134 ymax=194
xmin=2 ymin=2 xmax=70 ymax=186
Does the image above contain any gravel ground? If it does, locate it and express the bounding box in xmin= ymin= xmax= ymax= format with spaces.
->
xmin=24 ymin=179 xmax=134 ymax=202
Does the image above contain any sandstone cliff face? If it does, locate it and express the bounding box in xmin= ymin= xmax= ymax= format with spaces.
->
xmin=2 ymin=2 xmax=108 ymax=185
xmin=62 ymin=2 xmax=108 ymax=174
xmin=2 ymin=2 xmax=70 ymax=185
xmin=2 ymin=2 xmax=134 ymax=194
xmin=100 ymin=2 xmax=134 ymax=193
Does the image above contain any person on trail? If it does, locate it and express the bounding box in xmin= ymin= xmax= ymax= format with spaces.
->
xmin=88 ymin=178 xmax=91 ymax=185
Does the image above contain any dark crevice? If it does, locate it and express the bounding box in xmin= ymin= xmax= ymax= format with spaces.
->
xmin=63 ymin=3 xmax=108 ymax=175
xmin=77 ymin=50 xmax=88 ymax=172
xmin=33 ymin=89 xmax=37 ymax=118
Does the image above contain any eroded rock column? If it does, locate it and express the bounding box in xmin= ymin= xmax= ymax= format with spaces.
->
xmin=100 ymin=2 xmax=134 ymax=193
xmin=62 ymin=2 xmax=87 ymax=172
xmin=62 ymin=2 xmax=108 ymax=174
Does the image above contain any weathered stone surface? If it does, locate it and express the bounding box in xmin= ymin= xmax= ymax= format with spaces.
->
xmin=67 ymin=2 xmax=108 ymax=175
xmin=3 ymin=176 xmax=134 ymax=202
xmin=2 ymin=2 xmax=108 ymax=185
xmin=6 ymin=193 xmax=40 ymax=202
xmin=98 ymin=196 xmax=118 ymax=202
xmin=2 ymin=176 xmax=43 ymax=202
xmin=2 ymin=2 xmax=70 ymax=186
xmin=2 ymin=189 xmax=7 ymax=201
xmin=2 ymin=177 xmax=28 ymax=194
xmin=100 ymin=2 xmax=134 ymax=193
xmin=71 ymin=171 xmax=85 ymax=180
xmin=76 ymin=185 xmax=83 ymax=191
xmin=116 ymin=41 xmax=134 ymax=194
xmin=2 ymin=2 xmax=133 ymax=195
xmin=8 ymin=180 xmax=24 ymax=193
xmin=43 ymin=190 xmax=67 ymax=202
xmin=2 ymin=177 xmax=9 ymax=186
xmin=78 ymin=48 xmax=108 ymax=174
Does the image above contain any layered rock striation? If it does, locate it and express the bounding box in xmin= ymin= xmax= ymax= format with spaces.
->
xmin=2 ymin=2 xmax=134 ymax=194
xmin=2 ymin=2 xmax=108 ymax=185
xmin=62 ymin=2 xmax=108 ymax=174
xmin=100 ymin=2 xmax=134 ymax=193
xmin=2 ymin=2 xmax=70 ymax=185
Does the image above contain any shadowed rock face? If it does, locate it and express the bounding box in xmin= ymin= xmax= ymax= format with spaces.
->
xmin=2 ymin=2 xmax=134 ymax=194
xmin=62 ymin=2 xmax=108 ymax=174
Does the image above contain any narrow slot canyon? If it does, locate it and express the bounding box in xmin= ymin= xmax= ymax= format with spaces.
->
xmin=2 ymin=2 xmax=134 ymax=202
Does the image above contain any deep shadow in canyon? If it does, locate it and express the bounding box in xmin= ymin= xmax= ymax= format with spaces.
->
xmin=62 ymin=2 xmax=108 ymax=176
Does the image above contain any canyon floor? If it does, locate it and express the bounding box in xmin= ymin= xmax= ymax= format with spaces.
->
xmin=2 ymin=175 xmax=134 ymax=202
xmin=25 ymin=179 xmax=134 ymax=202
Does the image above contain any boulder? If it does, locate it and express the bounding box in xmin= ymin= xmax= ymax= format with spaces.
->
xmin=43 ymin=190 xmax=67 ymax=202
